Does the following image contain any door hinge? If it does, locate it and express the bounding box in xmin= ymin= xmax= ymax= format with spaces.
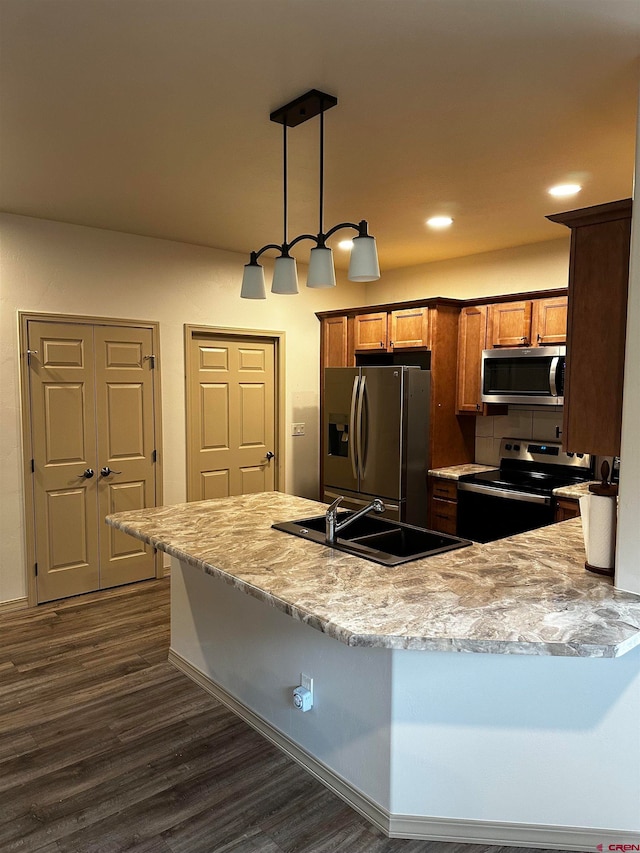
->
xmin=152 ymin=449 xmax=157 ymax=463
xmin=31 ymin=458 xmax=35 ymax=473
xmin=27 ymin=349 xmax=38 ymax=366
xmin=34 ymin=562 xmax=38 ymax=577
xmin=144 ymin=354 xmax=156 ymax=369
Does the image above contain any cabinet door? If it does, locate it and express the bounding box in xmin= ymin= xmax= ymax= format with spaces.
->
xmin=555 ymin=498 xmax=580 ymax=521
xmin=532 ymin=296 xmax=567 ymax=346
xmin=354 ymin=312 xmax=388 ymax=351
xmin=548 ymin=199 xmax=632 ymax=456
xmin=428 ymin=477 xmax=458 ymax=534
xmin=456 ymin=305 xmax=487 ymax=413
xmin=487 ymin=301 xmax=533 ymax=347
xmin=322 ymin=316 xmax=349 ymax=367
xmin=390 ymin=307 xmax=430 ymax=349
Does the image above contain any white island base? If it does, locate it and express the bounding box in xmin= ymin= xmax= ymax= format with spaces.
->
xmin=170 ymin=558 xmax=640 ymax=851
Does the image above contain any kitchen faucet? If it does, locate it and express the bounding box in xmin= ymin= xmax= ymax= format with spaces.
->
xmin=325 ymin=495 xmax=386 ymax=544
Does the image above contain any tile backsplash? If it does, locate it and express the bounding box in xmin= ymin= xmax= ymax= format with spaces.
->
xmin=475 ymin=408 xmax=564 ymax=466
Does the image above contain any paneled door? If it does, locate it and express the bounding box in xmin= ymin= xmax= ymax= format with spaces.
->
xmin=188 ymin=334 xmax=277 ymax=501
xmin=26 ymin=320 xmax=159 ymax=603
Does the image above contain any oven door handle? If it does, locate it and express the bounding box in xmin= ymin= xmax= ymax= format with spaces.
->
xmin=457 ymin=482 xmax=551 ymax=505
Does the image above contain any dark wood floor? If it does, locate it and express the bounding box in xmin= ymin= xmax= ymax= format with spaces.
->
xmin=1 ymin=577 xmax=573 ymax=853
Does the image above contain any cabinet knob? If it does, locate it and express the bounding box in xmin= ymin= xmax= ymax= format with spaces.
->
xmin=380 ymin=341 xmax=384 ymax=348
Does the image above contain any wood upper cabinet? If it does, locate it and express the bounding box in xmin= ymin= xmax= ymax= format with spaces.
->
xmin=353 ymin=312 xmax=388 ymax=351
xmin=322 ymin=315 xmax=350 ymax=368
xmin=354 ymin=307 xmax=430 ymax=352
xmin=389 ymin=307 xmax=430 ymax=349
xmin=531 ymin=296 xmax=568 ymax=345
xmin=488 ymin=296 xmax=567 ymax=348
xmin=456 ymin=305 xmax=488 ymax=414
xmin=487 ymin=300 xmax=533 ymax=347
xmin=547 ymin=198 xmax=632 ymax=457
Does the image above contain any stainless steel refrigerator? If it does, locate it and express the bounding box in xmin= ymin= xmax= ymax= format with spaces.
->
xmin=323 ymin=366 xmax=430 ymax=525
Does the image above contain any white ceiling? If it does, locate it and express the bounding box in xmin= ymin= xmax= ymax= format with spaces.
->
xmin=1 ymin=0 xmax=638 ymax=272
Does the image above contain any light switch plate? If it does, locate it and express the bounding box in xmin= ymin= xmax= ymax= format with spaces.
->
xmin=291 ymin=423 xmax=305 ymax=436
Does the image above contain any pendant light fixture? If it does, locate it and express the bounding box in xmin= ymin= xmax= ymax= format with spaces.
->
xmin=240 ymin=89 xmax=380 ymax=299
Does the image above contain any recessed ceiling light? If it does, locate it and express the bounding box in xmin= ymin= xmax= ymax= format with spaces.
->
xmin=426 ymin=216 xmax=453 ymax=229
xmin=548 ymin=183 xmax=582 ymax=198
xmin=338 ymin=239 xmax=354 ymax=250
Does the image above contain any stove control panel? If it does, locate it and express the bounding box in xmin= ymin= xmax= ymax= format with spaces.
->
xmin=499 ymin=438 xmax=591 ymax=471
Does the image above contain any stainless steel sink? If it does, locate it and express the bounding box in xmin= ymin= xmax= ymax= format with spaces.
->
xmin=271 ymin=513 xmax=472 ymax=566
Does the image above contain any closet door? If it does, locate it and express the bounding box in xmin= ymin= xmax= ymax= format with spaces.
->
xmin=28 ymin=321 xmax=100 ymax=602
xmin=95 ymin=326 xmax=156 ymax=588
xmin=27 ymin=320 xmax=158 ymax=603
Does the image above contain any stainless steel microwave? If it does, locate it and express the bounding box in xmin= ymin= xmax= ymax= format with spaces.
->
xmin=481 ymin=345 xmax=565 ymax=406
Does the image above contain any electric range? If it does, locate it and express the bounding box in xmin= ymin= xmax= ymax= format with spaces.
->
xmin=456 ymin=438 xmax=593 ymax=543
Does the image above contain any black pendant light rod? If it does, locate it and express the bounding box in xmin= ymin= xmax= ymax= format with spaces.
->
xmin=282 ymin=122 xmax=289 ymax=257
xmin=318 ymin=105 xmax=325 ymax=245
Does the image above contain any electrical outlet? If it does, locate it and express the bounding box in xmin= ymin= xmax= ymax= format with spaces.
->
xmin=291 ymin=423 xmax=305 ymax=436
xmin=300 ymin=672 xmax=313 ymax=700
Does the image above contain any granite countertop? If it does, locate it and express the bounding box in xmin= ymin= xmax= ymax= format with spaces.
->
xmin=553 ymin=482 xmax=598 ymax=499
xmin=106 ymin=492 xmax=640 ymax=659
xmin=428 ymin=463 xmax=497 ymax=480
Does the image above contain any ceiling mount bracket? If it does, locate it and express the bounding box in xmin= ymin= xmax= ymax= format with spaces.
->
xmin=269 ymin=89 xmax=338 ymax=127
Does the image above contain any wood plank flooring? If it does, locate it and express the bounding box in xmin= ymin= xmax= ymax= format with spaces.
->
xmin=0 ymin=578 xmax=573 ymax=853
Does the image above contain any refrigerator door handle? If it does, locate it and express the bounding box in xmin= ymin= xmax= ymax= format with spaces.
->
xmin=349 ymin=375 xmax=360 ymax=480
xmin=356 ymin=375 xmax=366 ymax=479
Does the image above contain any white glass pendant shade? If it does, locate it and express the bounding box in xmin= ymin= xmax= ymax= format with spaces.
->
xmin=240 ymin=263 xmax=266 ymax=299
xmin=348 ymin=235 xmax=380 ymax=282
xmin=307 ymin=246 xmax=336 ymax=288
xmin=271 ymin=256 xmax=299 ymax=294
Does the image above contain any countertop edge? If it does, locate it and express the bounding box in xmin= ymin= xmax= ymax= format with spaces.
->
xmin=107 ymin=515 xmax=638 ymax=659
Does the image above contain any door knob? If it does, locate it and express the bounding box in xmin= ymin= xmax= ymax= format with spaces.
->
xmin=265 ymin=451 xmax=275 ymax=461
xmin=79 ymin=468 xmax=94 ymax=479
xmin=100 ymin=466 xmax=122 ymax=477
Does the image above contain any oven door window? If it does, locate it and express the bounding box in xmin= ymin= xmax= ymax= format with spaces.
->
xmin=457 ymin=489 xmax=555 ymax=543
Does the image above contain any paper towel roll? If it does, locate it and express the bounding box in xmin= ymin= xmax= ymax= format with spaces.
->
xmin=579 ymin=493 xmax=617 ymax=573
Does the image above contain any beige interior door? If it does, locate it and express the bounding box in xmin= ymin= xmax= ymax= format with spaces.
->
xmin=29 ymin=322 xmax=100 ymax=602
xmin=28 ymin=320 xmax=157 ymax=603
xmin=95 ymin=326 xmax=156 ymax=588
xmin=188 ymin=335 xmax=276 ymax=501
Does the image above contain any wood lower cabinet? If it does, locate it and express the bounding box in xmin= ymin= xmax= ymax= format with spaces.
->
xmin=547 ymin=199 xmax=632 ymax=456
xmin=354 ymin=312 xmax=388 ymax=351
xmin=389 ymin=307 xmax=430 ymax=349
xmin=555 ymin=497 xmax=580 ymax=522
xmin=428 ymin=477 xmax=458 ymax=535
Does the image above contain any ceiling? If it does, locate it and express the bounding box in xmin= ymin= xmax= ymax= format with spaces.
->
xmin=1 ymin=0 xmax=639 ymax=272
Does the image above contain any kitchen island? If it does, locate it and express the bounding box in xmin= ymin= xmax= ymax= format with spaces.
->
xmin=107 ymin=493 xmax=640 ymax=849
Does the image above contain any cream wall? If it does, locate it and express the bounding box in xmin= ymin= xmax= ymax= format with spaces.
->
xmin=0 ymin=213 xmax=367 ymax=604
xmin=365 ymin=237 xmax=570 ymax=303
xmin=2 ymin=208 xmax=637 ymax=604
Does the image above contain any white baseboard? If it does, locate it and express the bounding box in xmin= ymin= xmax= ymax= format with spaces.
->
xmin=0 ymin=596 xmax=28 ymax=613
xmin=169 ymin=648 xmax=639 ymax=851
